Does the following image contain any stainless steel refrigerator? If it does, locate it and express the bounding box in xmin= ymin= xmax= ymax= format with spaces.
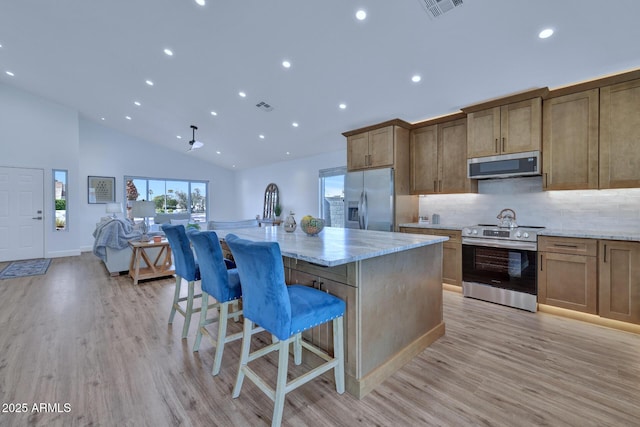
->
xmin=344 ymin=168 xmax=394 ymax=231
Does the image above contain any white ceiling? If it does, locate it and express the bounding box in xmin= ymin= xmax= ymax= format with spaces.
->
xmin=2 ymin=0 xmax=640 ymax=170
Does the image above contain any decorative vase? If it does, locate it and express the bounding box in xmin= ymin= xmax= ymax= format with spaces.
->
xmin=300 ymin=217 xmax=324 ymax=236
xmin=283 ymin=211 xmax=297 ymax=233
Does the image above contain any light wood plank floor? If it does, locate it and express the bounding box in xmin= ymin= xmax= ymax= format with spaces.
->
xmin=0 ymin=253 xmax=639 ymax=427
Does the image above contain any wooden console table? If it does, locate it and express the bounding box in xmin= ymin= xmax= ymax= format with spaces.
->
xmin=128 ymin=240 xmax=175 ymax=285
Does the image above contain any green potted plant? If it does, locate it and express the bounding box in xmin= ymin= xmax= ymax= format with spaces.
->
xmin=274 ymin=203 xmax=282 ymax=219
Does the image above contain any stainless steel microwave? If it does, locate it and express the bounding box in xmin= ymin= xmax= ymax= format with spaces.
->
xmin=467 ymin=151 xmax=541 ymax=179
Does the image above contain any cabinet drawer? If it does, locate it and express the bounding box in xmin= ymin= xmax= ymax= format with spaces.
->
xmin=538 ymin=236 xmax=597 ymax=256
xmin=400 ymin=227 xmax=461 ymax=243
xmin=427 ymin=228 xmax=461 ymax=243
xmin=284 ymin=257 xmax=356 ymax=287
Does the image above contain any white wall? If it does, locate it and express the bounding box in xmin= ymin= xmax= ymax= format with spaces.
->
xmin=235 ymin=150 xmax=346 ymax=221
xmin=419 ymin=176 xmax=640 ymax=232
xmin=78 ymin=119 xmax=237 ymax=250
xmin=0 ymin=82 xmax=238 ymax=257
xmin=0 ymin=82 xmax=81 ymax=258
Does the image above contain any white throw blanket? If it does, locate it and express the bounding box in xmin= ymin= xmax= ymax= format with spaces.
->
xmin=92 ymin=218 xmax=141 ymax=261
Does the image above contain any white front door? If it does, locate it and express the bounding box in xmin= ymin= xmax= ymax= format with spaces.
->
xmin=0 ymin=167 xmax=45 ymax=261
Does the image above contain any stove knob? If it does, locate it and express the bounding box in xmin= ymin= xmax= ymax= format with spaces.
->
xmin=472 ymin=229 xmax=478 ymax=235
xmin=523 ymin=232 xmax=530 ymax=239
xmin=463 ymin=228 xmax=471 ymax=235
xmin=515 ymin=231 xmax=522 ymax=238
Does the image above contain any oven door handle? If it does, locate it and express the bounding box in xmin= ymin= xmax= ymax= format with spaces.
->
xmin=462 ymin=238 xmax=537 ymax=251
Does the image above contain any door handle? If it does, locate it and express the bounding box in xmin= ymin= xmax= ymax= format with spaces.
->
xmin=502 ymin=137 xmax=506 ymax=152
xmin=540 ymin=253 xmax=543 ymax=271
xmin=495 ymin=138 xmax=498 ymax=153
xmin=358 ymin=191 xmax=364 ymax=229
xmin=32 ymin=216 xmax=43 ymax=220
xmin=362 ymin=191 xmax=368 ymax=230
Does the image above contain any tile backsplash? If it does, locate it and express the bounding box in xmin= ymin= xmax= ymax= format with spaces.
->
xmin=418 ymin=176 xmax=640 ymax=232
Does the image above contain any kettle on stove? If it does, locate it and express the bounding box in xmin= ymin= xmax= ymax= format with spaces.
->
xmin=497 ymin=208 xmax=517 ymax=228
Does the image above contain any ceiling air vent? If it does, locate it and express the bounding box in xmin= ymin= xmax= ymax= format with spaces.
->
xmin=256 ymin=101 xmax=274 ymax=112
xmin=418 ymin=0 xmax=463 ymax=19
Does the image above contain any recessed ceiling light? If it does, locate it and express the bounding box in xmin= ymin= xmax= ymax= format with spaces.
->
xmin=282 ymin=60 xmax=291 ymax=68
xmin=339 ymin=103 xmax=347 ymax=109
xmin=286 ymin=152 xmax=290 ymax=155
xmin=292 ymin=122 xmax=299 ymax=127
xmin=239 ymin=91 xmax=246 ymax=98
xmin=259 ymin=134 xmax=265 ymax=139
xmin=232 ymin=165 xmax=236 ymax=168
xmin=356 ymin=10 xmax=367 ymax=20
xmin=145 ymin=79 xmax=154 ymax=86
xmin=210 ymin=111 xmax=217 ymax=116
xmin=177 ymin=135 xmax=182 ymax=139
xmin=539 ymin=28 xmax=554 ymax=39
xmin=101 ymin=117 xmax=105 ymax=121
xmin=125 ymin=116 xmax=132 ymax=120
xmin=163 ymin=48 xmax=173 ymax=56
xmin=134 ymin=101 xmax=141 ymax=106
xmin=195 ymin=0 xmax=205 ymax=6
xmin=216 ymin=151 xmax=221 ymax=155
xmin=5 ymin=71 xmax=14 ymax=77
xmin=0 ymin=43 xmax=3 ymax=48
xmin=411 ymin=74 xmax=422 ymax=83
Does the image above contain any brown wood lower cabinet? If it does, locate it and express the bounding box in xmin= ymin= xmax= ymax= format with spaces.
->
xmin=285 ymin=260 xmax=357 ymax=377
xmin=399 ymin=227 xmax=461 ymax=286
xmin=538 ymin=236 xmax=598 ymax=314
xmin=599 ymin=240 xmax=640 ymax=324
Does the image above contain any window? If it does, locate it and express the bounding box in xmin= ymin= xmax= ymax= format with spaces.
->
xmin=124 ymin=176 xmax=208 ymax=224
xmin=53 ymin=169 xmax=68 ymax=231
xmin=319 ymin=167 xmax=345 ymax=228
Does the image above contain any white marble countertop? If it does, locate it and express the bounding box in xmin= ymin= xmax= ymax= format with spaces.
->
xmin=398 ymin=223 xmax=463 ymax=230
xmin=400 ymin=223 xmax=640 ymax=242
xmin=538 ymin=229 xmax=640 ymax=242
xmin=216 ymin=226 xmax=448 ymax=267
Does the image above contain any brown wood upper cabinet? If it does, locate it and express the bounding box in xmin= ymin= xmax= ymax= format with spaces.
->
xmin=542 ymin=75 xmax=640 ymax=190
xmin=464 ymin=97 xmax=543 ymax=158
xmin=410 ymin=115 xmax=476 ymax=194
xmin=599 ymin=78 xmax=640 ymax=189
xmin=542 ymin=89 xmax=599 ymax=190
xmin=344 ymin=121 xmax=411 ymax=172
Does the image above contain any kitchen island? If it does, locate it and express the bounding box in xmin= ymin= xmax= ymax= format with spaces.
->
xmin=216 ymin=226 xmax=447 ymax=398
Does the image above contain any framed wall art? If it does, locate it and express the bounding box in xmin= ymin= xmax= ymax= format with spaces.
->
xmin=88 ymin=176 xmax=115 ymax=204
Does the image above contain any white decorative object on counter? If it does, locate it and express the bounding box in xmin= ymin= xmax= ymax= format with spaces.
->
xmin=283 ymin=211 xmax=297 ymax=233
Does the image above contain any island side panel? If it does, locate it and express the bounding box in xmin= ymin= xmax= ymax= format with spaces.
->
xmin=357 ymin=243 xmax=444 ymax=382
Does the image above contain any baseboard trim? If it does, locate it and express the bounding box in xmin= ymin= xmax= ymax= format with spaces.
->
xmin=538 ymin=304 xmax=640 ymax=335
xmin=47 ymin=250 xmax=81 ymax=258
xmin=443 ymin=283 xmax=462 ymax=293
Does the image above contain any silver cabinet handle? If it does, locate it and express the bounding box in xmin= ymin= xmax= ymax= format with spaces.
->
xmin=32 ymin=216 xmax=43 ymax=220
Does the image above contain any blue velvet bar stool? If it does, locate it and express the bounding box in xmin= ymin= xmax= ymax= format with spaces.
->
xmin=188 ymin=230 xmax=252 ymax=376
xmin=161 ymin=224 xmax=205 ymax=339
xmin=225 ymin=234 xmax=346 ymax=427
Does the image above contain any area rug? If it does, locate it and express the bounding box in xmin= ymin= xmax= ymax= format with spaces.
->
xmin=0 ymin=259 xmax=52 ymax=279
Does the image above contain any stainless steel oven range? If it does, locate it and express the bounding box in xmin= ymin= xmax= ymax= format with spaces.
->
xmin=461 ymin=210 xmax=544 ymax=312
